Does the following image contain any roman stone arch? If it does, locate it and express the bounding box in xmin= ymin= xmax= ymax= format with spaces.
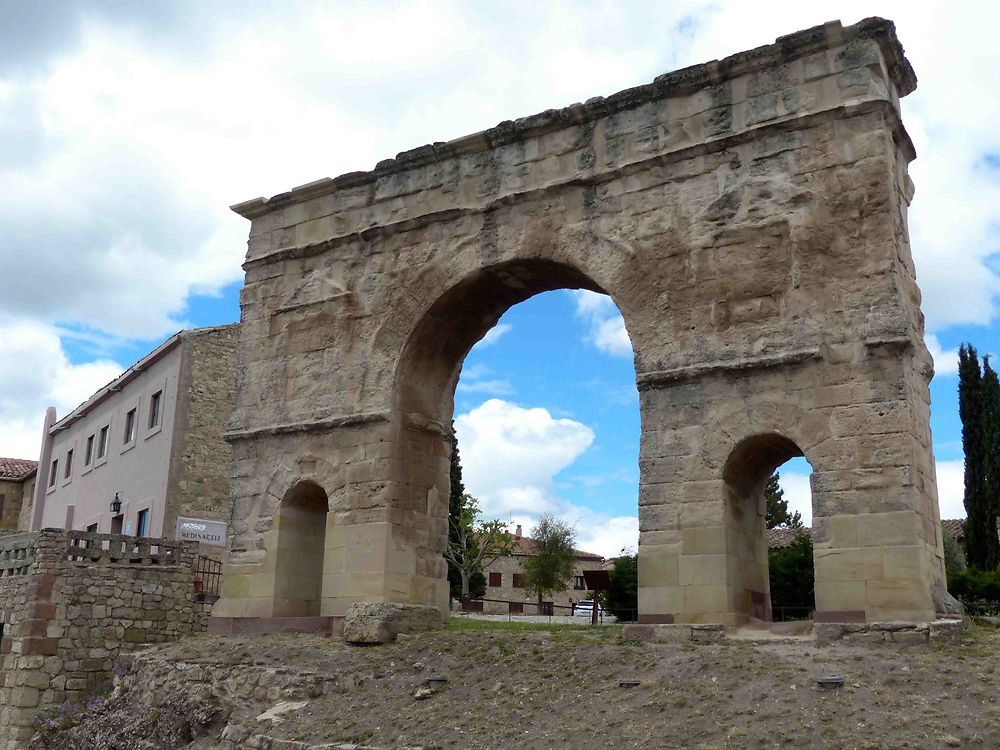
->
xmin=213 ymin=18 xmax=948 ymax=627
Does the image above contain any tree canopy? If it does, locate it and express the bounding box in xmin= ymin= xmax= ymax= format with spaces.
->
xmin=768 ymin=532 xmax=814 ymax=613
xmin=765 ymin=472 xmax=803 ymax=530
xmin=443 ymin=492 xmax=515 ymax=599
xmin=603 ymin=552 xmax=638 ymax=622
xmin=521 ymin=514 xmax=577 ymax=605
xmin=959 ymin=344 xmax=1000 ymax=570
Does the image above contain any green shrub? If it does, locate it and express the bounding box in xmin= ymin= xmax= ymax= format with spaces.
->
xmin=768 ymin=533 xmax=814 ymax=611
xmin=947 ymin=566 xmax=1000 ymax=601
xmin=602 ymin=553 xmax=638 ymax=622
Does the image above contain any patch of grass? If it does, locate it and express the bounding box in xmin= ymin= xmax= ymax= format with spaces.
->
xmin=445 ymin=618 xmax=610 ymax=634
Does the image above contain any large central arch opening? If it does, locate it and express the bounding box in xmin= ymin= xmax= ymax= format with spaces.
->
xmin=394 ymin=258 xmax=641 ymax=618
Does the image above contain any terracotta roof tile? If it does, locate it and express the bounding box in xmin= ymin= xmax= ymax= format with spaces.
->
xmin=507 ymin=534 xmax=603 ymax=561
xmin=0 ymin=457 xmax=38 ymax=481
xmin=940 ymin=518 xmax=966 ymax=542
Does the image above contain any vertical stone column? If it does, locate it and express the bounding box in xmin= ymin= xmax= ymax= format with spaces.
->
xmin=1 ymin=530 xmax=62 ymax=748
xmin=810 ymin=347 xmax=938 ymax=623
xmin=636 ymin=383 xmax=735 ymax=625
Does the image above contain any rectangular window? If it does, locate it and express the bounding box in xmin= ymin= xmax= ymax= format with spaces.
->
xmin=574 ymin=576 xmax=586 ymax=591
xmin=49 ymin=459 xmax=58 ymax=487
xmin=85 ymin=435 xmax=95 ymax=465
xmin=97 ymin=426 xmax=109 ymax=459
xmin=0 ymin=495 xmax=5 ymax=519
xmin=123 ymin=408 xmax=137 ymax=444
xmin=488 ymin=572 xmax=502 ymax=587
xmin=136 ymin=509 xmax=150 ymax=537
xmin=148 ymin=390 xmax=162 ymax=428
xmin=508 ymin=602 xmax=523 ymax=614
xmin=64 ymin=449 xmax=74 ymax=478
xmin=512 ymin=573 xmax=524 ymax=589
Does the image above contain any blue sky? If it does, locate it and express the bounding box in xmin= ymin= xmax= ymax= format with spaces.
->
xmin=1 ymin=1 xmax=998 ymax=555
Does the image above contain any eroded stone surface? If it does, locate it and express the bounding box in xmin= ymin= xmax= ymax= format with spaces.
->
xmin=343 ymin=602 xmax=442 ymax=644
xmin=212 ymin=18 xmax=947 ymax=630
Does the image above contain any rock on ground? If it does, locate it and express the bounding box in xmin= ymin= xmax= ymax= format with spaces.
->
xmin=343 ymin=602 xmax=442 ymax=644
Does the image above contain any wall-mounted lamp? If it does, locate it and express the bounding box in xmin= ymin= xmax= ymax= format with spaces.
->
xmin=109 ymin=493 xmax=122 ymax=515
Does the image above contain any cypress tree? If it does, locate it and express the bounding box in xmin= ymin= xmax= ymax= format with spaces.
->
xmin=959 ymin=344 xmax=989 ymax=569
xmin=982 ymin=356 xmax=1000 ymax=569
xmin=447 ymin=421 xmax=466 ymax=598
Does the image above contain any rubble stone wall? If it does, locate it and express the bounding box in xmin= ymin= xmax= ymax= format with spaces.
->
xmin=0 ymin=530 xmax=209 ymax=750
xmin=164 ymin=325 xmax=240 ymax=537
xmin=213 ymin=18 xmax=945 ymax=628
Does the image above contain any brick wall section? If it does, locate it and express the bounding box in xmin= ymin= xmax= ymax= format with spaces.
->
xmin=164 ymin=325 xmax=239 ymax=537
xmin=0 ymin=530 xmax=210 ymax=750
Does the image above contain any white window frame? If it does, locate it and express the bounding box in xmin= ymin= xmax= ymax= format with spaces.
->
xmin=95 ymin=421 xmax=112 ymax=468
xmin=120 ymin=397 xmax=141 ymax=455
xmin=60 ymin=442 xmax=77 ymax=487
xmin=145 ymin=377 xmax=167 ymax=440
xmin=82 ymin=433 xmax=96 ymax=475
xmin=47 ymin=457 xmax=58 ymax=493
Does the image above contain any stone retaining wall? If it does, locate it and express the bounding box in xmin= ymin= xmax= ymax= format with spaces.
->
xmin=0 ymin=529 xmax=211 ymax=749
xmin=814 ymin=619 xmax=963 ymax=645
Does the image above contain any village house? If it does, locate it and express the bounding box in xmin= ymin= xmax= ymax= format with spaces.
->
xmin=479 ymin=525 xmax=605 ymax=615
xmin=28 ymin=325 xmax=239 ymax=546
xmin=0 ymin=458 xmax=37 ymax=533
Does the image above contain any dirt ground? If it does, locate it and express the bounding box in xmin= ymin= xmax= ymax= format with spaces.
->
xmin=43 ymin=619 xmax=1000 ymax=749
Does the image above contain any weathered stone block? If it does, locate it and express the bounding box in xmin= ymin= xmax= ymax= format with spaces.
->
xmin=342 ymin=602 xmax=442 ymax=644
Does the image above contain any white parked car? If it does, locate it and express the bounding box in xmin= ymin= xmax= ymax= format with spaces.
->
xmin=572 ymin=600 xmax=604 ymax=618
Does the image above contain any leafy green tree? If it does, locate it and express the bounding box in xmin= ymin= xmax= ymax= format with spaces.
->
xmin=522 ymin=514 xmax=577 ymax=607
xmin=768 ymin=533 xmax=814 ymax=613
xmin=442 ymin=492 xmax=514 ymax=600
xmin=959 ymin=344 xmax=1000 ymax=570
xmin=603 ymin=552 xmax=638 ymax=622
xmin=942 ymin=530 xmax=966 ymax=574
xmin=765 ymin=472 xmax=803 ymax=529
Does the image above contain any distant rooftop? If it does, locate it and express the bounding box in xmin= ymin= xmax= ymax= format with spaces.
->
xmin=507 ymin=532 xmax=603 ymax=561
xmin=0 ymin=458 xmax=38 ymax=481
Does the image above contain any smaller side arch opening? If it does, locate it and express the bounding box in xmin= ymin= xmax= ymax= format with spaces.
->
xmin=273 ymin=480 xmax=328 ymax=617
xmin=723 ymin=433 xmax=812 ymax=624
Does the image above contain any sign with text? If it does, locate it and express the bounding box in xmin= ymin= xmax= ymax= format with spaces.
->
xmin=175 ymin=517 xmax=227 ymax=548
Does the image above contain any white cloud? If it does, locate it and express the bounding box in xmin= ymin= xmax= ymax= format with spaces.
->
xmin=575 ymin=515 xmax=639 ymax=559
xmin=570 ymin=290 xmax=633 ymax=357
xmin=0 ymin=318 xmax=123 ymax=458
xmin=455 ymin=398 xmax=638 ymax=557
xmin=926 ymin=334 xmax=959 ymax=377
xmin=474 ymin=324 xmax=512 ymax=349
xmin=455 ymin=399 xmax=595 ymax=516
xmin=777 ymin=471 xmax=814 ymax=527
xmin=935 ymin=459 xmax=966 ymax=520
xmin=456 ymin=362 xmax=514 ymax=398
xmin=457 ymin=378 xmax=515 ymax=396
